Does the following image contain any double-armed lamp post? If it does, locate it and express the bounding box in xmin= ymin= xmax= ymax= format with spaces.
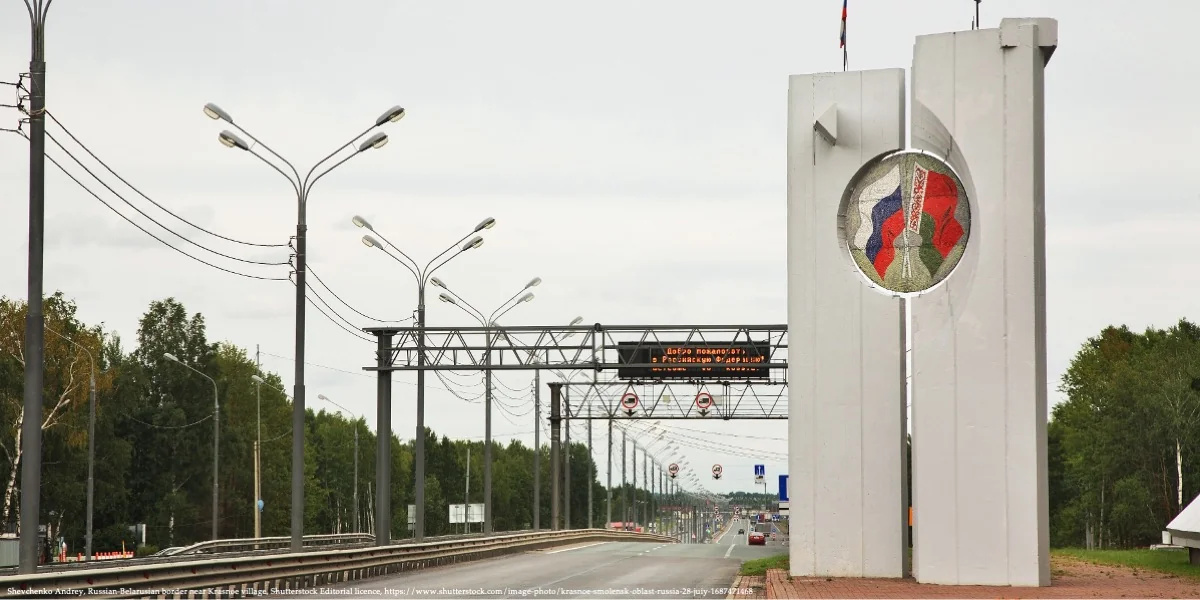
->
xmin=353 ymin=214 xmax=493 ymax=542
xmin=202 ymin=102 xmax=404 ymax=551
xmin=437 ymin=277 xmax=541 ymax=533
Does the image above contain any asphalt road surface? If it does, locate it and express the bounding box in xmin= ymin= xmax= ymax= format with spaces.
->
xmin=315 ymin=518 xmax=784 ymax=599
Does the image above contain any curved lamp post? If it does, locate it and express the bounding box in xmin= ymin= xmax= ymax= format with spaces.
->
xmin=354 ymin=214 xmax=492 ymax=542
xmin=437 ymin=278 xmax=538 ymax=533
xmin=204 ymin=102 xmax=403 ymax=551
xmin=164 ymin=352 xmax=220 ymax=541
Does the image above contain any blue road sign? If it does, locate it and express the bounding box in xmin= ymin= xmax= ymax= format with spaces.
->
xmin=754 ymin=464 xmax=765 ymax=478
xmin=779 ymin=474 xmax=789 ymax=502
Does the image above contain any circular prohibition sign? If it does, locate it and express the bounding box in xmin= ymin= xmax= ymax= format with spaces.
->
xmin=620 ymin=392 xmax=640 ymax=411
xmin=694 ymin=392 xmax=715 ymax=410
xmin=712 ymin=464 xmax=724 ymax=477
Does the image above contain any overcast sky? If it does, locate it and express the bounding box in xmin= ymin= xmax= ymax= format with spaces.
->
xmin=1 ymin=0 xmax=1196 ymax=498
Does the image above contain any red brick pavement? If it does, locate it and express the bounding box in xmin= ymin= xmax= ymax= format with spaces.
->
xmin=731 ymin=575 xmax=767 ymax=599
xmin=763 ymin=556 xmax=1200 ymax=598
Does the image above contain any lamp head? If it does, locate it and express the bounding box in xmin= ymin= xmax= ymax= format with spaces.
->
xmin=163 ymin=352 xmax=179 ymax=363
xmin=430 ymin=277 xmax=446 ymax=289
xmin=358 ymin=132 xmax=388 ymax=152
xmin=462 ymin=236 xmax=484 ymax=251
xmin=569 ymin=316 xmax=583 ymax=326
xmin=376 ymin=106 xmax=406 ymax=126
xmin=251 ymin=374 xmax=265 ymax=384
xmin=218 ymin=130 xmax=250 ymax=151
xmin=351 ymin=215 xmax=374 ymax=231
xmin=361 ymin=234 xmax=380 ymax=248
xmin=318 ymin=394 xmax=329 ymax=401
xmin=525 ymin=277 xmax=542 ymax=289
xmin=439 ymin=293 xmax=456 ymax=304
xmin=520 ymin=292 xmax=535 ymax=303
xmin=474 ymin=217 xmax=496 ymax=232
xmin=203 ymin=103 xmax=233 ymax=123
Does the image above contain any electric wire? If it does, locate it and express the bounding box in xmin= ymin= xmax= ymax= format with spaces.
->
xmin=307 ymin=264 xmax=412 ymax=324
xmin=289 ymin=279 xmax=373 ymax=343
xmin=297 ymin=278 xmax=373 ymax=340
xmin=45 ymin=131 xmax=290 ymax=266
xmin=121 ymin=411 xmax=214 ymax=430
xmin=33 ymin=135 xmax=289 ymax=281
xmin=45 ymin=110 xmax=289 ymax=248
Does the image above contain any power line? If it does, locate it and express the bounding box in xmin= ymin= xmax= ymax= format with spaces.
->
xmin=121 ymin=411 xmax=213 ymax=430
xmin=45 ymin=110 xmax=289 ymax=248
xmin=45 ymin=130 xmax=290 ymax=266
xmin=307 ymin=264 xmax=412 ymax=324
xmin=290 ymin=279 xmax=374 ymax=343
xmin=34 ymin=136 xmax=289 ymax=281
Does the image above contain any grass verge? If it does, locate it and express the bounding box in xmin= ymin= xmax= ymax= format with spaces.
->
xmin=739 ymin=552 xmax=788 ymax=576
xmin=1053 ymin=547 xmax=1200 ymax=580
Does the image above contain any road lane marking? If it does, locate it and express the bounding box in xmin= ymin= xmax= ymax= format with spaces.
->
xmin=724 ymin=544 xmax=735 ymax=558
xmin=545 ymin=541 xmax=608 ymax=554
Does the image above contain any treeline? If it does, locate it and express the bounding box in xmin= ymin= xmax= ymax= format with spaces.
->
xmin=0 ymin=294 xmax=629 ymax=554
xmin=1050 ymin=318 xmax=1200 ymax=548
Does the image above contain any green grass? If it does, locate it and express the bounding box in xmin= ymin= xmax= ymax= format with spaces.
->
xmin=739 ymin=552 xmax=789 ymax=576
xmin=1053 ymin=547 xmax=1200 ymax=580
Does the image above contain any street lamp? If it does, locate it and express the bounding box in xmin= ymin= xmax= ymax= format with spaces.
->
xmin=354 ymin=214 xmax=491 ymax=542
xmin=44 ymin=327 xmax=101 ymax=560
xmin=249 ymin=374 xmax=290 ymax=538
xmin=317 ymin=394 xmax=360 ymax=533
xmin=526 ymin=315 xmax=583 ymax=531
xmin=163 ymin=352 xmax=220 ymax=541
xmin=204 ymin=102 xmax=402 ymax=551
xmin=438 ymin=278 xmax=538 ymax=534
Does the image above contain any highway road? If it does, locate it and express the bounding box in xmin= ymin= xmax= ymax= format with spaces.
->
xmin=317 ymin=518 xmax=784 ymax=599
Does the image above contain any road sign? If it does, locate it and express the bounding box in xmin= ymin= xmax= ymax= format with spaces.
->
xmin=778 ymin=474 xmax=789 ymax=502
xmin=754 ymin=464 xmax=765 ymax=484
xmin=668 ymin=463 xmax=679 ymax=476
xmin=620 ymin=392 xmax=639 ymax=415
xmin=695 ymin=392 xmax=714 ymax=414
xmin=712 ymin=464 xmax=723 ymax=480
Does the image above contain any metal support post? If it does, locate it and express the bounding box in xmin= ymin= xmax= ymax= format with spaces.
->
xmin=621 ymin=430 xmax=627 ymax=526
xmin=483 ymin=327 xmax=493 ymax=534
xmin=587 ymin=405 xmax=593 ymax=529
xmin=375 ymin=333 xmax=393 ymax=545
xmin=549 ymin=383 xmax=562 ymax=530
xmin=631 ymin=443 xmax=637 ymax=528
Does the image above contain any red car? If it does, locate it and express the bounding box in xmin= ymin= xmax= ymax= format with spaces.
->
xmin=748 ymin=531 xmax=766 ymax=545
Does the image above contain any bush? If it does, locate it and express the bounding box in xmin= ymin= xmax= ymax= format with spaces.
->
xmin=135 ymin=544 xmax=160 ymax=557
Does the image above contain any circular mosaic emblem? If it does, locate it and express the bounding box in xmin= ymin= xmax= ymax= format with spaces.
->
xmin=839 ymin=150 xmax=971 ymax=294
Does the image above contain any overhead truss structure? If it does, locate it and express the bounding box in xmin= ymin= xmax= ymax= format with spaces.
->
xmin=554 ymin=379 xmax=787 ymax=420
xmin=364 ymin=323 xmax=788 ymax=376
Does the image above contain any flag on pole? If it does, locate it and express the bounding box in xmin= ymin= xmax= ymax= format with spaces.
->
xmin=839 ymin=0 xmax=848 ymax=71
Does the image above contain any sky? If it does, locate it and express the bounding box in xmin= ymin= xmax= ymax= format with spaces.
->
xmin=0 ymin=0 xmax=1197 ymax=499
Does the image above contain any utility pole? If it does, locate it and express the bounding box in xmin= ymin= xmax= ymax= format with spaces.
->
xmin=564 ymin=387 xmax=571 ymax=530
xmin=533 ymin=369 xmax=540 ymax=529
xmin=606 ymin=419 xmax=613 ymax=527
xmin=621 ymin=430 xmax=627 ymax=526
xmin=254 ymin=345 xmax=262 ymax=539
xmin=18 ymin=0 xmax=51 ymax=575
xmin=642 ymin=450 xmax=648 ymax=529
xmin=464 ymin=446 xmax=470 ymax=534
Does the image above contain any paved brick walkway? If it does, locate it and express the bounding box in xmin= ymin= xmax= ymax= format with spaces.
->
xmin=763 ymin=556 xmax=1200 ymax=598
xmin=730 ymin=575 xmax=767 ymax=599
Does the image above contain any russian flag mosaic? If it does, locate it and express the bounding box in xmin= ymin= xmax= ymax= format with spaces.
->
xmin=840 ymin=151 xmax=970 ymax=294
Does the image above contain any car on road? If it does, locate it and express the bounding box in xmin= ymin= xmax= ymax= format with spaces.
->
xmin=748 ymin=531 xmax=765 ymax=545
xmin=737 ymin=528 xmax=745 ymax=535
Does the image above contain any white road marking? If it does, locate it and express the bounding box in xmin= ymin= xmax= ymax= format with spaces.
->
xmin=724 ymin=544 xmax=735 ymax=558
xmin=545 ymin=541 xmax=608 ymax=554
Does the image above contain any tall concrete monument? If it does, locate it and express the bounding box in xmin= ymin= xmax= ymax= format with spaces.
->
xmin=787 ymin=18 xmax=1056 ymax=586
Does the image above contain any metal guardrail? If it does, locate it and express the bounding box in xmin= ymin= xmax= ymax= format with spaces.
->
xmin=0 ymin=528 xmax=673 ymax=598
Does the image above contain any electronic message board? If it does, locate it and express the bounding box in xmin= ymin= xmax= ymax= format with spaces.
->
xmin=616 ymin=341 xmax=771 ymax=380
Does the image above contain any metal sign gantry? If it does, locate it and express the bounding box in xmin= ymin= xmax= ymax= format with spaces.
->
xmin=555 ymin=379 xmax=786 ymax=420
xmin=361 ymin=323 xmax=787 ymax=547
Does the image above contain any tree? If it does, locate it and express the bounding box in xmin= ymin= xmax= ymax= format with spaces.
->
xmin=0 ymin=292 xmax=112 ymax=533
